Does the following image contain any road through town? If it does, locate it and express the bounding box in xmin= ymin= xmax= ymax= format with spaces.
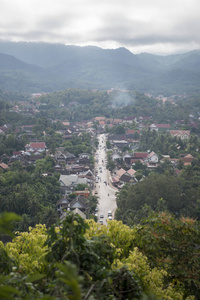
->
xmin=94 ymin=134 xmax=117 ymax=225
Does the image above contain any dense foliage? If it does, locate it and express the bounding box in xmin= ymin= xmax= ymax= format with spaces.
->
xmin=139 ymin=129 xmax=186 ymax=156
xmin=61 ymin=132 xmax=93 ymax=156
xmin=37 ymin=90 xmax=161 ymax=121
xmin=115 ymin=165 xmax=200 ymax=223
xmin=0 ymin=134 xmax=26 ymax=156
xmin=0 ymin=158 xmax=60 ymax=231
xmin=0 ymin=212 xmax=197 ymax=299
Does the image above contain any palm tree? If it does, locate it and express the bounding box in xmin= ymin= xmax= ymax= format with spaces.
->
xmin=18 ymin=214 xmax=31 ymax=232
xmin=27 ymin=196 xmax=41 ymax=217
xmin=40 ymin=206 xmax=58 ymax=228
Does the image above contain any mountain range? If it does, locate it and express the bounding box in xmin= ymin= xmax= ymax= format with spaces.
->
xmin=0 ymin=40 xmax=200 ymax=94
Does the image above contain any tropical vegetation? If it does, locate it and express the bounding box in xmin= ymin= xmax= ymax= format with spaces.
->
xmin=0 ymin=212 xmax=198 ymax=299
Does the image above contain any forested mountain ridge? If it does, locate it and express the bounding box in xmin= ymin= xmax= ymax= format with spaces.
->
xmin=0 ymin=53 xmax=42 ymax=72
xmin=0 ymin=40 xmax=200 ymax=93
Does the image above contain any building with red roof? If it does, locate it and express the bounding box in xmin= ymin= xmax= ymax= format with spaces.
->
xmin=25 ymin=142 xmax=47 ymax=152
xmin=133 ymin=152 xmax=148 ymax=159
xmin=150 ymin=123 xmax=170 ymax=131
xmin=0 ymin=162 xmax=9 ymax=170
xmin=126 ymin=130 xmax=141 ymax=135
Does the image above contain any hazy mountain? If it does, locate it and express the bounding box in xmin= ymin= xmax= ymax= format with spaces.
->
xmin=0 ymin=40 xmax=70 ymax=67
xmin=0 ymin=41 xmax=200 ymax=94
xmin=0 ymin=53 xmax=43 ymax=72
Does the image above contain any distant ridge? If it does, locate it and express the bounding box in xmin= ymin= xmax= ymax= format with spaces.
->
xmin=0 ymin=52 xmax=42 ymax=72
xmin=0 ymin=41 xmax=200 ymax=94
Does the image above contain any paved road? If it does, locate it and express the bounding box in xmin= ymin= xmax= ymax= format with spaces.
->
xmin=94 ymin=133 xmax=117 ymax=225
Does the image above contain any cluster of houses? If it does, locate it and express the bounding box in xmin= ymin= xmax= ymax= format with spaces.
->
xmin=54 ymin=149 xmax=95 ymax=219
xmin=56 ymin=194 xmax=90 ymax=220
xmin=105 ymin=126 xmax=195 ymax=189
xmin=0 ymin=142 xmax=47 ymax=170
xmin=0 ymin=102 xmax=199 ymax=218
xmin=111 ymin=168 xmax=137 ymax=187
xmin=0 ymin=139 xmax=95 ymax=219
xmin=109 ymin=148 xmax=195 ymax=189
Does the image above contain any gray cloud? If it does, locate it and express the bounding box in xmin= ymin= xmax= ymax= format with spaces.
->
xmin=0 ymin=0 xmax=200 ymax=54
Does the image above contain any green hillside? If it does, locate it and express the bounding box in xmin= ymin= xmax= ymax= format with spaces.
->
xmin=0 ymin=41 xmax=200 ymax=94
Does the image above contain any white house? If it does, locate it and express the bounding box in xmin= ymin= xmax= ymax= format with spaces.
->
xmin=111 ymin=151 xmax=122 ymax=161
xmin=78 ymin=153 xmax=90 ymax=159
xmin=146 ymin=151 xmax=159 ymax=163
xmin=170 ymin=130 xmax=190 ymax=140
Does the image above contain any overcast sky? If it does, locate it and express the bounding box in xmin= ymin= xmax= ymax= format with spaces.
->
xmin=0 ymin=0 xmax=200 ymax=55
